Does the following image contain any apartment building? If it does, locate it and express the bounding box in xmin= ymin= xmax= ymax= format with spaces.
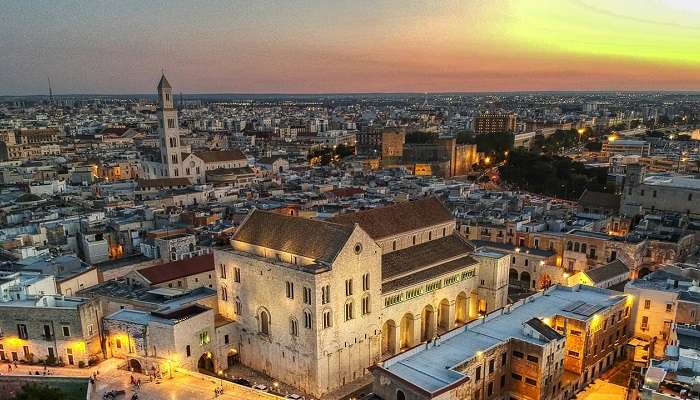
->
xmin=0 ymin=295 xmax=103 ymax=367
xmin=370 ymin=285 xmax=632 ymax=400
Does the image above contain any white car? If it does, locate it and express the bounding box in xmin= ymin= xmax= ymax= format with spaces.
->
xmin=253 ymin=384 xmax=268 ymax=391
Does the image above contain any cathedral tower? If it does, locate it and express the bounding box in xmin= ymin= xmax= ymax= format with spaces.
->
xmin=157 ymin=74 xmax=182 ymax=178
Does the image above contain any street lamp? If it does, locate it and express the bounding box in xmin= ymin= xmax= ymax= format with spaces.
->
xmin=217 ymin=369 xmax=224 ymax=392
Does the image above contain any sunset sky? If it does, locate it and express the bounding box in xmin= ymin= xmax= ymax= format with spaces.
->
xmin=1 ymin=0 xmax=699 ymax=95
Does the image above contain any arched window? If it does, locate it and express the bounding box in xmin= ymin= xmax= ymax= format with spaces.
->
xmin=322 ymin=309 xmax=333 ymax=329
xmin=234 ymin=298 xmax=242 ymax=315
xmin=345 ymin=300 xmax=354 ymax=321
xmin=221 ymin=285 xmax=228 ymax=301
xmin=303 ymin=309 xmax=312 ymax=329
xmin=574 ymin=242 xmax=580 ymax=252
xmin=567 ymin=241 xmax=573 ymax=251
xmin=289 ymin=317 xmax=298 ymax=336
xmin=581 ymin=243 xmax=587 ymax=253
xmin=396 ymin=389 xmax=406 ymax=400
xmin=260 ymin=309 xmax=270 ymax=335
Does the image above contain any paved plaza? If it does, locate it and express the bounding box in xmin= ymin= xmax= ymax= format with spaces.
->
xmin=2 ymin=360 xmax=284 ymax=400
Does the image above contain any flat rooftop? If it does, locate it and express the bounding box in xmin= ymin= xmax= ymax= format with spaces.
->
xmin=643 ymin=175 xmax=700 ymax=190
xmin=378 ymin=285 xmax=627 ymax=394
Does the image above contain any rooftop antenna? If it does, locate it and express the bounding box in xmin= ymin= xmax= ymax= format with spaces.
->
xmin=47 ymin=76 xmax=53 ymax=104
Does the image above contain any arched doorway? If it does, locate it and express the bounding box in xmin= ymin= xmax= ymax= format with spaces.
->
xmin=455 ymin=292 xmax=468 ymax=325
xmin=478 ymin=299 xmax=488 ymax=316
xmin=400 ymin=314 xmax=414 ymax=350
xmin=509 ymin=268 xmax=519 ymax=283
xmin=198 ymin=352 xmax=215 ymax=373
xmin=227 ymin=349 xmax=239 ymax=368
xmin=396 ymin=390 xmax=406 ymax=400
xmin=438 ymin=299 xmax=451 ymax=332
xmin=538 ymin=274 xmax=552 ymax=290
xmin=520 ymin=271 xmax=531 ymax=288
xmin=128 ymin=359 xmax=142 ymax=373
xmin=382 ymin=320 xmax=397 ymax=356
xmin=421 ymin=305 xmax=436 ymax=342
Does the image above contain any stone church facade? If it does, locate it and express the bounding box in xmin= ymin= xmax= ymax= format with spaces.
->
xmin=214 ymin=197 xmax=509 ymax=397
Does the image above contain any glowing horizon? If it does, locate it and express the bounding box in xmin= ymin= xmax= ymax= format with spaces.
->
xmin=1 ymin=0 xmax=699 ymax=95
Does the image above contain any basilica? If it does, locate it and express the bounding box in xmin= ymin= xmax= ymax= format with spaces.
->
xmin=214 ymin=197 xmax=510 ymax=397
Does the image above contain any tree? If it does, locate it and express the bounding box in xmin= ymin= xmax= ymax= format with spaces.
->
xmin=499 ymin=149 xmax=610 ymax=200
xmin=457 ymin=131 xmax=514 ymax=162
xmin=14 ymin=383 xmax=66 ymax=400
xmin=585 ymin=141 xmax=602 ymax=152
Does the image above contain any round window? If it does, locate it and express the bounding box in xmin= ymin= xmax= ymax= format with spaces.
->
xmin=354 ymin=243 xmax=363 ymax=254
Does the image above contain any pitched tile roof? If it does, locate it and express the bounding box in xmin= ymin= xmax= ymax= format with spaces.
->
xmin=137 ymin=254 xmax=214 ymax=285
xmin=328 ymin=196 xmax=453 ymax=239
xmin=232 ymin=210 xmax=354 ymax=263
xmin=577 ymin=189 xmax=620 ymax=211
xmin=193 ymin=149 xmax=246 ymax=163
xmin=382 ymin=234 xmax=475 ymax=281
xmin=585 ymin=259 xmax=629 ymax=283
xmin=382 ymin=255 xmax=477 ymax=293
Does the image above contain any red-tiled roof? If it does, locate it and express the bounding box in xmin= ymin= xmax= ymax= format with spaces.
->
xmin=193 ymin=149 xmax=246 ymax=163
xmin=328 ymin=196 xmax=453 ymax=239
xmin=137 ymin=254 xmax=214 ymax=284
xmin=232 ymin=210 xmax=353 ymax=263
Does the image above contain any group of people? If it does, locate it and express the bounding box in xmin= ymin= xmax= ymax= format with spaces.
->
xmin=5 ymin=362 xmax=53 ymax=376
xmin=129 ymin=374 xmax=142 ymax=389
xmin=214 ymin=385 xmax=224 ymax=397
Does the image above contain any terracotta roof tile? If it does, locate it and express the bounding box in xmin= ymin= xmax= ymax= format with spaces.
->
xmin=232 ymin=210 xmax=353 ymax=263
xmin=193 ymin=149 xmax=246 ymax=163
xmin=585 ymin=259 xmax=629 ymax=283
xmin=382 ymin=235 xmax=475 ymax=280
xmin=578 ymin=190 xmax=620 ymax=211
xmin=328 ymin=196 xmax=453 ymax=239
xmin=137 ymin=254 xmax=214 ymax=285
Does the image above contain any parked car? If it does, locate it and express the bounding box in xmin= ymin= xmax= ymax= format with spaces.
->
xmin=253 ymin=384 xmax=268 ymax=391
xmin=233 ymin=378 xmax=252 ymax=387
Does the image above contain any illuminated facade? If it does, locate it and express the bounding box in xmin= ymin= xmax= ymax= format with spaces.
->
xmin=214 ymin=197 xmax=509 ymax=397
xmin=102 ymin=303 xmax=236 ymax=375
xmin=370 ymin=285 xmax=632 ymax=400
xmin=0 ymin=295 xmax=102 ymax=367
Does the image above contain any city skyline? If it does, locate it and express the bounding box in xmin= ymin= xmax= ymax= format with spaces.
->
xmin=2 ymin=0 xmax=700 ymax=95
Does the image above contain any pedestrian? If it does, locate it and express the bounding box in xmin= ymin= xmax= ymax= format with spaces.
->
xmin=136 ymin=378 xmax=141 ymax=390
xmin=7 ymin=364 xmax=11 ymax=373
xmin=130 ymin=374 xmax=135 ymax=385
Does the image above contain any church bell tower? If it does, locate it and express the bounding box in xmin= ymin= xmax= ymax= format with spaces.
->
xmin=157 ymin=74 xmax=182 ymax=178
